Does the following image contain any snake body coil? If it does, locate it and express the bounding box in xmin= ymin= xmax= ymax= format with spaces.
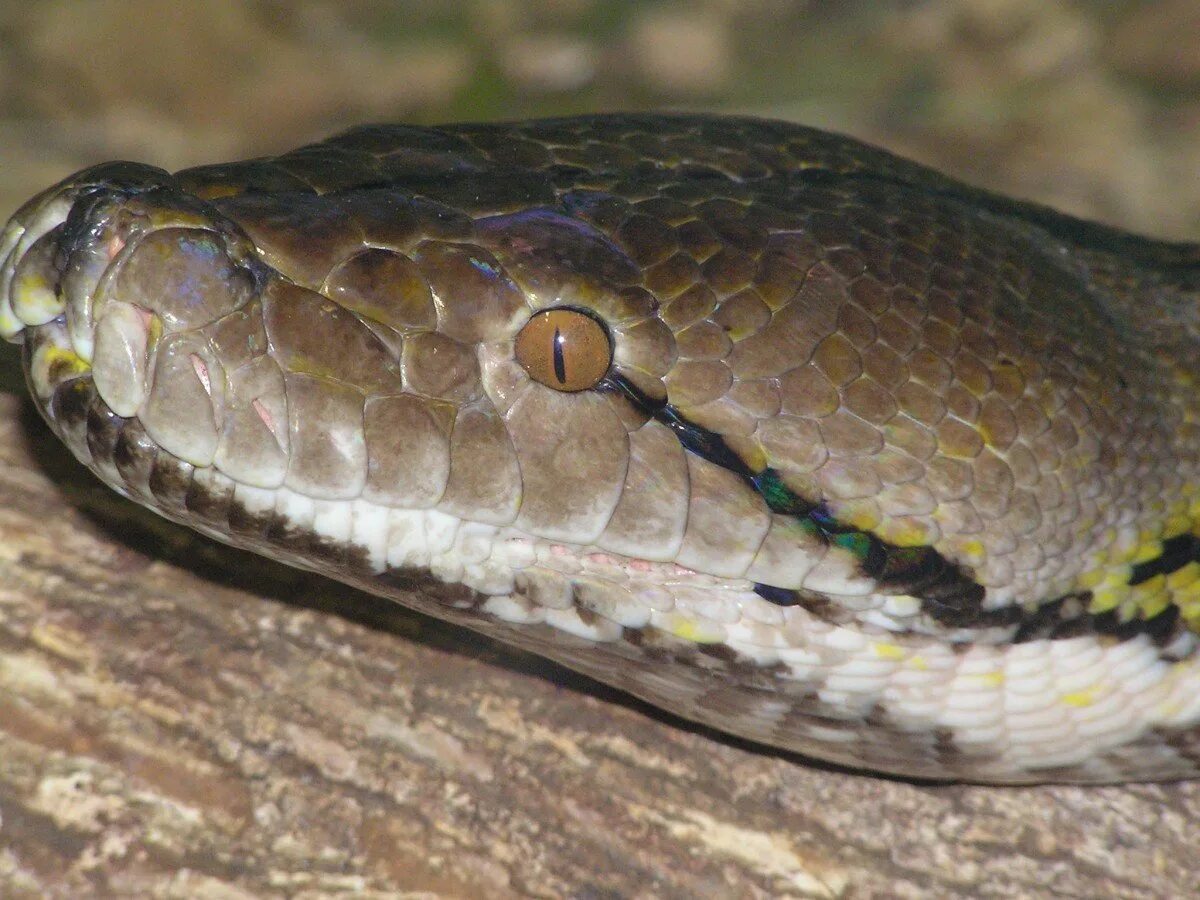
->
xmin=3 ymin=114 xmax=1199 ymax=783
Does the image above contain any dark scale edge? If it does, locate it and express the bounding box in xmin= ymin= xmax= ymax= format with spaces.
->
xmin=83 ymin=396 xmax=124 ymax=467
xmin=45 ymin=376 xmax=97 ymax=460
xmin=753 ymin=584 xmax=802 ymax=606
xmin=147 ymin=448 xmax=194 ymax=517
xmin=184 ymin=470 xmax=236 ymax=529
xmin=111 ymin=417 xmax=159 ymax=501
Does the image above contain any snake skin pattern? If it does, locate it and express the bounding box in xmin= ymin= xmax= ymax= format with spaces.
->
xmin=2 ymin=113 xmax=1199 ymax=783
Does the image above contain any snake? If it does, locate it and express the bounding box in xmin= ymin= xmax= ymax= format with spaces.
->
xmin=2 ymin=113 xmax=1198 ymax=784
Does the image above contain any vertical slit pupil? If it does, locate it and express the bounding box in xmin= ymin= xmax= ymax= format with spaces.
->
xmin=552 ymin=327 xmax=567 ymax=383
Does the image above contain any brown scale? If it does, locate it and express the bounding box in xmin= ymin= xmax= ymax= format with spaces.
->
xmin=9 ymin=116 xmax=1200 ymax=787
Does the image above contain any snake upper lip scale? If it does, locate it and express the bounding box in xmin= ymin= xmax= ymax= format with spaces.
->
xmin=2 ymin=114 xmax=1198 ymax=784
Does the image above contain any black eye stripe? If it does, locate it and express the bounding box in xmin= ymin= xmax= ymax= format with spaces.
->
xmin=601 ymin=371 xmax=989 ymax=620
xmin=600 ymin=372 xmax=1190 ymax=646
xmin=1129 ymin=533 xmax=1200 ymax=585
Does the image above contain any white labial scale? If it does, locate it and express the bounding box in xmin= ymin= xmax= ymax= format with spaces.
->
xmin=574 ymin=579 xmax=652 ymax=628
xmin=800 ymin=550 xmax=877 ymax=598
xmin=880 ymin=594 xmax=922 ymax=619
xmin=492 ymin=534 xmax=537 ymax=570
xmin=0 ymin=216 xmax=24 ymax=263
xmin=726 ymin=595 xmax=797 ymax=648
xmin=725 ymin=637 xmax=783 ymax=668
xmin=190 ymin=465 xmax=235 ymax=501
xmin=454 ymin=521 xmax=500 ymax=565
xmin=10 ymin=194 xmax=71 ymax=262
xmin=274 ymin=489 xmax=315 ymax=533
xmin=234 ymin=482 xmax=278 ymax=518
xmin=819 ymin=624 xmax=870 ymax=654
xmin=482 ymin=593 xmax=545 ymax=625
xmin=774 ymin=646 xmax=828 ymax=681
xmin=858 ymin=608 xmax=912 ymax=632
xmin=536 ymin=543 xmax=583 ymax=577
xmin=673 ymin=586 xmax=741 ymax=625
xmin=650 ymin=609 xmax=727 ymax=644
xmin=427 ymin=538 xmax=462 ymax=586
xmin=424 ymin=510 xmax=461 ymax=558
xmin=463 ymin=528 xmax=535 ymax=600
xmin=729 ymin=620 xmax=798 ymax=651
xmin=349 ymin=498 xmax=391 ymax=573
xmin=311 ymin=498 xmax=354 ymax=546
xmin=429 ymin=516 xmax=472 ymax=584
xmin=632 ymin=585 xmax=675 ymax=613
xmin=385 ymin=509 xmax=432 ymax=570
xmin=739 ymin=595 xmax=785 ymax=627
xmin=464 ymin=563 xmax=517 ymax=596
xmin=545 ymin=605 xmax=624 ymax=642
xmin=516 ymin=568 xmax=573 ymax=610
xmin=27 ymin=322 xmax=77 ymax=409
xmin=66 ymin=250 xmax=106 ymax=364
xmin=449 ymin=523 xmax=518 ymax=595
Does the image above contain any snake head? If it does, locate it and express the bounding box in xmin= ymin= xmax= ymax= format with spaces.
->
xmin=1 ymin=153 xmax=794 ymax=638
xmin=4 ymin=116 xmax=1199 ymax=783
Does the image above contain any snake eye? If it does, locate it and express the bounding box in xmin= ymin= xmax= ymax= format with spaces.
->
xmin=514 ymin=308 xmax=612 ymax=392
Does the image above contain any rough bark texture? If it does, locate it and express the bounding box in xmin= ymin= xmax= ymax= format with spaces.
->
xmin=0 ymin=352 xmax=1198 ymax=899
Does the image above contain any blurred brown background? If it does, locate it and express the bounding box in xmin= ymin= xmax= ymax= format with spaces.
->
xmin=3 ymin=3 xmax=1200 ymax=897
xmin=2 ymin=0 xmax=1200 ymax=239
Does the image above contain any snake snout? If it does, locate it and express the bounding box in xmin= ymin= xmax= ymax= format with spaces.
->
xmin=1 ymin=162 xmax=177 ymax=344
xmin=4 ymin=163 xmax=267 ymax=470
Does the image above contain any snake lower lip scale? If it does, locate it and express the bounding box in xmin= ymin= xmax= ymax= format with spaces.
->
xmin=2 ymin=115 xmax=1198 ymax=784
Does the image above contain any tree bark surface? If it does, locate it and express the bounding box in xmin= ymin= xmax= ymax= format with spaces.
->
xmin=0 ymin=355 xmax=1197 ymax=899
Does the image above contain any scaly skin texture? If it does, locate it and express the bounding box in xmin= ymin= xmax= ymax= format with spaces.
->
xmin=2 ymin=113 xmax=1199 ymax=783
